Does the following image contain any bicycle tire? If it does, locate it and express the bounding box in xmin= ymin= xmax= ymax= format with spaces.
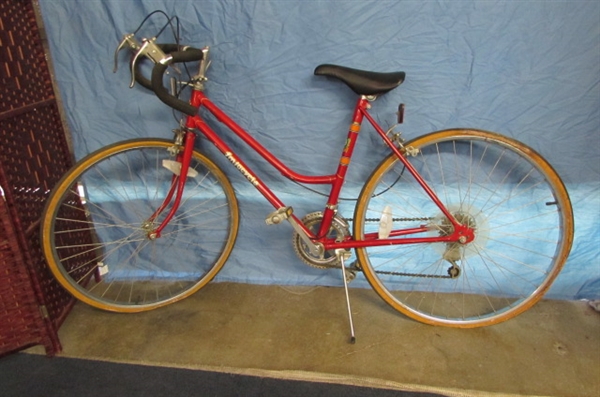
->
xmin=354 ymin=129 xmax=574 ymax=327
xmin=41 ymin=138 xmax=239 ymax=312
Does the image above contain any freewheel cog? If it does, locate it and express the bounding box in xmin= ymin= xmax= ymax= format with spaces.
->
xmin=292 ymin=211 xmax=350 ymax=269
xmin=429 ymin=204 xmax=489 ymax=261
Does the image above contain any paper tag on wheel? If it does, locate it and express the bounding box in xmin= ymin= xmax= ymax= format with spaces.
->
xmin=378 ymin=205 xmax=393 ymax=239
xmin=97 ymin=262 xmax=109 ymax=276
xmin=162 ymin=159 xmax=198 ymax=178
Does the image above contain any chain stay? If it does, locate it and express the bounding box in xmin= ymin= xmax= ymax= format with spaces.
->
xmin=374 ymin=269 xmax=452 ymax=279
xmin=344 ymin=217 xmax=433 ymax=223
xmin=342 ymin=216 xmax=450 ymax=279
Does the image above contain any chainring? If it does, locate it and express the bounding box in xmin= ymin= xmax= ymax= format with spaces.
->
xmin=292 ymin=211 xmax=350 ymax=269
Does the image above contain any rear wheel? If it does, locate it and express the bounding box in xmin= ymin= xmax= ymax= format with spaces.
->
xmin=41 ymin=139 xmax=239 ymax=312
xmin=354 ymin=129 xmax=573 ymax=327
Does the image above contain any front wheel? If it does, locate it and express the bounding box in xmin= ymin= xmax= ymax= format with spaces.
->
xmin=354 ymin=129 xmax=574 ymax=327
xmin=41 ymin=139 xmax=239 ymax=312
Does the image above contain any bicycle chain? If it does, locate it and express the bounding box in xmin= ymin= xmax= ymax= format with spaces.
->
xmin=343 ymin=217 xmax=433 ymax=223
xmin=342 ymin=216 xmax=451 ymax=279
xmin=374 ymin=269 xmax=452 ymax=279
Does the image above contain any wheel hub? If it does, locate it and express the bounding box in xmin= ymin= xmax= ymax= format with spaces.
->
xmin=430 ymin=204 xmax=489 ymax=262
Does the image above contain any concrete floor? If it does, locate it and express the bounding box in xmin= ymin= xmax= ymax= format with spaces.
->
xmin=38 ymin=283 xmax=599 ymax=396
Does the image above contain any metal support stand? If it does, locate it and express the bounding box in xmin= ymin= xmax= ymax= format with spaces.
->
xmin=335 ymin=249 xmax=356 ymax=344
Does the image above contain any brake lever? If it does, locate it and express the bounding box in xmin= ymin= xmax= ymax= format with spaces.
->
xmin=114 ymin=34 xmax=172 ymax=88
xmin=113 ymin=33 xmax=141 ymax=73
xmin=130 ymin=38 xmax=174 ymax=88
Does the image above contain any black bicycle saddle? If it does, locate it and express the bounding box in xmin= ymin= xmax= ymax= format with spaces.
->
xmin=314 ymin=64 xmax=405 ymax=96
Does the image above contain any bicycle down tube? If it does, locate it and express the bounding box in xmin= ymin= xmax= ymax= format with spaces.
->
xmin=155 ymin=89 xmax=474 ymax=249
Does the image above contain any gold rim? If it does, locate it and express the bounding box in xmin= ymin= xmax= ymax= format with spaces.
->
xmin=41 ymin=139 xmax=239 ymax=312
xmin=354 ymin=129 xmax=574 ymax=327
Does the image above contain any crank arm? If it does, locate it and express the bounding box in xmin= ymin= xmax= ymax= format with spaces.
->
xmin=287 ymin=216 xmax=324 ymax=258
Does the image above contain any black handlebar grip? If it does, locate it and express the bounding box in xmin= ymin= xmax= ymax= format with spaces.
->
xmin=136 ymin=44 xmax=205 ymax=116
xmin=170 ymin=47 xmax=205 ymax=63
xmin=134 ymin=44 xmax=182 ymax=90
xmin=151 ymin=62 xmax=198 ymax=116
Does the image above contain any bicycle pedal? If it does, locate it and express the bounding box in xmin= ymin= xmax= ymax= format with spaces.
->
xmin=265 ymin=206 xmax=293 ymax=225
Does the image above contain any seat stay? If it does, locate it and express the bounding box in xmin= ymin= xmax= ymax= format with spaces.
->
xmin=360 ymin=109 xmax=463 ymax=231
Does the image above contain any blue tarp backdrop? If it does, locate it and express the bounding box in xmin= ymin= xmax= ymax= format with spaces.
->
xmin=38 ymin=1 xmax=599 ymax=299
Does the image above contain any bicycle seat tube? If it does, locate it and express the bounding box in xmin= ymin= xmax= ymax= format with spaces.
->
xmin=316 ymin=96 xmax=370 ymax=239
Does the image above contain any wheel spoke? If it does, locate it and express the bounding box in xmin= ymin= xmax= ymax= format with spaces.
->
xmin=42 ymin=140 xmax=239 ymax=312
xmin=355 ymin=130 xmax=572 ymax=327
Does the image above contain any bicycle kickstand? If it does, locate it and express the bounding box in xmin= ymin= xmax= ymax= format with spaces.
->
xmin=335 ymin=249 xmax=356 ymax=344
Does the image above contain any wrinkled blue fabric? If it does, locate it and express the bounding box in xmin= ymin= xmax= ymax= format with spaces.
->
xmin=38 ymin=0 xmax=599 ymax=299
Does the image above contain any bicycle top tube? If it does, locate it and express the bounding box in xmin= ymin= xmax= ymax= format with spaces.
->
xmin=190 ymin=92 xmax=354 ymax=184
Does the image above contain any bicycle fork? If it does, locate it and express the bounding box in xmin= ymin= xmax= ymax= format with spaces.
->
xmin=146 ymin=130 xmax=197 ymax=239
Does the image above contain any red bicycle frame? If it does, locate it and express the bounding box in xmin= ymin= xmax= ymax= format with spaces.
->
xmin=153 ymin=89 xmax=474 ymax=249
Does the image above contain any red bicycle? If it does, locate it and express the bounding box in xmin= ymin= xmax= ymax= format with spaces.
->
xmin=41 ymin=13 xmax=574 ymax=336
